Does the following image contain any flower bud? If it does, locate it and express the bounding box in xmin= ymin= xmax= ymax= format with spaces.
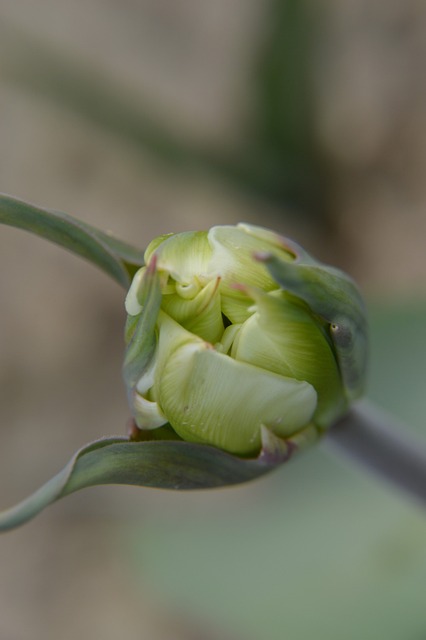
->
xmin=123 ymin=224 xmax=367 ymax=456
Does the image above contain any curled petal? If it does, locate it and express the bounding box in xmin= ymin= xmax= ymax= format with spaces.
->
xmin=208 ymin=224 xmax=292 ymax=288
xmin=146 ymin=230 xmax=212 ymax=287
xmin=125 ymin=266 xmax=146 ymax=316
xmin=231 ymin=288 xmax=347 ymax=427
xmin=161 ymin=277 xmax=224 ymax=344
xmin=238 ymin=223 xmax=297 ymax=256
xmin=208 ymin=224 xmax=294 ymax=323
xmin=132 ymin=391 xmax=167 ymax=429
xmin=154 ymin=314 xmax=317 ymax=455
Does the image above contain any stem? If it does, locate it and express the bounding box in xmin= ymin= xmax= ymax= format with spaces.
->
xmin=326 ymin=401 xmax=426 ymax=507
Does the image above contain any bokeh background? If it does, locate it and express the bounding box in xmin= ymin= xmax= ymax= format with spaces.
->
xmin=1 ymin=1 xmax=426 ymax=638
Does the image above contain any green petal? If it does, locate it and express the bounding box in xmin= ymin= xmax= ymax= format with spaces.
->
xmin=217 ymin=323 xmax=242 ymax=354
xmin=208 ymin=224 xmax=296 ymax=324
xmin=148 ymin=230 xmax=212 ymax=287
xmin=237 ymin=223 xmax=296 ymax=255
xmin=156 ymin=332 xmax=317 ymax=455
xmin=208 ymin=225 xmax=275 ymax=293
xmin=154 ymin=311 xmax=199 ymax=375
xmin=208 ymin=224 xmax=293 ymax=293
xmin=144 ymin=233 xmax=174 ymax=264
xmin=231 ymin=289 xmax=347 ymax=428
xmin=161 ymin=277 xmax=224 ymax=344
xmin=219 ymin=290 xmax=255 ymax=325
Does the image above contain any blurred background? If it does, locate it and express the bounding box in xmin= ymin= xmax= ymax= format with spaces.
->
xmin=0 ymin=1 xmax=426 ymax=638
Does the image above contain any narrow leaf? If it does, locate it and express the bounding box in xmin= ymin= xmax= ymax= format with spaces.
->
xmin=0 ymin=193 xmax=144 ymax=287
xmin=0 ymin=435 xmax=297 ymax=532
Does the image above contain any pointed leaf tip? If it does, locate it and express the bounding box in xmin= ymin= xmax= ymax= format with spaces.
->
xmin=0 ymin=193 xmax=145 ymax=288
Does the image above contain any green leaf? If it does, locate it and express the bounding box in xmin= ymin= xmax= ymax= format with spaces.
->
xmin=0 ymin=193 xmax=144 ymax=287
xmin=258 ymin=244 xmax=369 ymax=401
xmin=123 ymin=262 xmax=162 ymax=392
xmin=0 ymin=436 xmax=286 ymax=532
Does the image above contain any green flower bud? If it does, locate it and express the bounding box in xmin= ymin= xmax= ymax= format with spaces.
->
xmin=123 ymin=224 xmax=368 ymax=456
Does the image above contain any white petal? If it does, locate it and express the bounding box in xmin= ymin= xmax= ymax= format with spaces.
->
xmin=125 ymin=267 xmax=146 ymax=316
xmin=133 ymin=391 xmax=167 ymax=429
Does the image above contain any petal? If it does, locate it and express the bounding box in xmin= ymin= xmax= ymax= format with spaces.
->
xmin=147 ymin=230 xmax=212 ymax=287
xmin=155 ymin=327 xmax=317 ymax=455
xmin=208 ymin=224 xmax=294 ymax=324
xmin=217 ymin=323 xmax=242 ymax=354
xmin=208 ymin=224 xmax=293 ymax=291
xmin=161 ymin=277 xmax=224 ymax=344
xmin=144 ymin=232 xmax=174 ymax=264
xmin=132 ymin=390 xmax=168 ymax=429
xmin=219 ymin=290 xmax=255 ymax=325
xmin=231 ymin=288 xmax=347 ymax=427
xmin=237 ymin=223 xmax=296 ymax=256
xmin=154 ymin=311 xmax=201 ymax=375
xmin=125 ymin=266 xmax=146 ymax=316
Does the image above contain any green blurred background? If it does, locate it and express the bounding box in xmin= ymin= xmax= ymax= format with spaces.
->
xmin=0 ymin=1 xmax=425 ymax=638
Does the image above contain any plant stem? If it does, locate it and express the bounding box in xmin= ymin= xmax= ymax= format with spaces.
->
xmin=326 ymin=401 xmax=426 ymax=507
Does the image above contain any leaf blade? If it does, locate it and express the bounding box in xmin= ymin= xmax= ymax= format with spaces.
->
xmin=0 ymin=193 xmax=144 ymax=287
xmin=0 ymin=437 xmax=283 ymax=532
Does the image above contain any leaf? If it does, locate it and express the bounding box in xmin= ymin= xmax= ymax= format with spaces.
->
xmin=0 ymin=193 xmax=144 ymax=287
xmin=0 ymin=437 xmax=282 ymax=532
xmin=258 ymin=246 xmax=368 ymax=401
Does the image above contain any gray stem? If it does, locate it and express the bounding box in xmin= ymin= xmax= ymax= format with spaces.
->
xmin=325 ymin=401 xmax=426 ymax=507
